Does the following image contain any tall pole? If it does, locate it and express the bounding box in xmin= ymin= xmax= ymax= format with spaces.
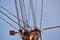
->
xmin=15 ymin=0 xmax=21 ymax=30
xmin=30 ymin=0 xmax=37 ymax=28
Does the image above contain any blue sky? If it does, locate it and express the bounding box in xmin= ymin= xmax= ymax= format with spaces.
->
xmin=0 ymin=0 xmax=60 ymax=40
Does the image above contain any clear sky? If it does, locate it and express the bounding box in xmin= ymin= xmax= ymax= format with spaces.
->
xmin=0 ymin=0 xmax=60 ymax=40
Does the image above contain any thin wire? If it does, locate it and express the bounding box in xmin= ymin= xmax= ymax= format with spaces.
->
xmin=14 ymin=0 xmax=21 ymax=29
xmin=19 ymin=0 xmax=28 ymax=30
xmin=19 ymin=0 xmax=25 ymax=26
xmin=23 ymin=0 xmax=29 ymax=29
xmin=23 ymin=0 xmax=28 ymax=23
xmin=19 ymin=0 xmax=25 ymax=30
xmin=0 ymin=5 xmax=17 ymax=19
xmin=0 ymin=5 xmax=23 ymax=25
xmin=22 ymin=0 xmax=28 ymax=30
xmin=30 ymin=0 xmax=37 ymax=28
xmin=0 ymin=16 xmax=18 ymax=30
xmin=0 ymin=11 xmax=24 ymax=30
xmin=0 ymin=5 xmax=31 ymax=28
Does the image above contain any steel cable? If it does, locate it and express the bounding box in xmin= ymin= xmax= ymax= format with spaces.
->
xmin=0 ymin=11 xmax=24 ymax=30
xmin=0 ymin=16 xmax=18 ymax=30
xmin=0 ymin=5 xmax=31 ymax=28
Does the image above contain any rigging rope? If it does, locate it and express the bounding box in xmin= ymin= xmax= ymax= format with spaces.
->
xmin=0 ymin=5 xmax=17 ymax=19
xmin=19 ymin=0 xmax=29 ymax=30
xmin=23 ymin=0 xmax=28 ymax=24
xmin=19 ymin=0 xmax=25 ymax=27
xmin=0 ymin=16 xmax=18 ymax=30
xmin=0 ymin=11 xmax=24 ymax=30
xmin=23 ymin=0 xmax=29 ymax=29
xmin=19 ymin=0 xmax=25 ymax=30
xmin=0 ymin=5 xmax=31 ymax=28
